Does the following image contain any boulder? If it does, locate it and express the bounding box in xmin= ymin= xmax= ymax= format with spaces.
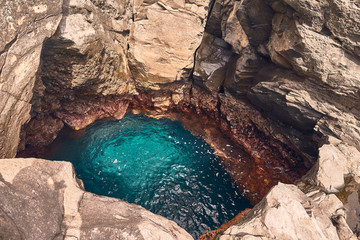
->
xmin=0 ymin=158 xmax=193 ymax=240
xmin=128 ymin=0 xmax=210 ymax=86
xmin=218 ymin=183 xmax=357 ymax=240
xmin=304 ymin=136 xmax=360 ymax=193
xmin=192 ymin=32 xmax=232 ymax=92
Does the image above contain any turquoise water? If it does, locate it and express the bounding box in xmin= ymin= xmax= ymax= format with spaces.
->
xmin=51 ymin=114 xmax=250 ymax=238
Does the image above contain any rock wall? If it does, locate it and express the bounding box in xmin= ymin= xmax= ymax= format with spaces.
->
xmin=0 ymin=0 xmax=63 ymax=158
xmin=13 ymin=0 xmax=313 ymax=204
xmin=193 ymin=0 xmax=360 ymax=194
xmin=1 ymin=0 xmax=359 ymax=192
xmin=0 ymin=0 xmax=359 ymax=238
xmin=16 ymin=0 xmax=212 ymax=150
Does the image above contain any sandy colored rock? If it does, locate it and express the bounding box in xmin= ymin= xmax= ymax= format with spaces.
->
xmin=0 ymin=158 xmax=193 ymax=240
xmin=218 ymin=183 xmax=356 ymax=240
xmin=247 ymin=67 xmax=360 ymax=194
xmin=0 ymin=0 xmax=63 ymax=158
xmin=128 ymin=0 xmax=210 ymax=86
xmin=304 ymin=137 xmax=360 ymax=193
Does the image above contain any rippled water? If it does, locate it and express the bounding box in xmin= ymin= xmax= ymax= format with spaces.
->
xmin=51 ymin=114 xmax=251 ymax=238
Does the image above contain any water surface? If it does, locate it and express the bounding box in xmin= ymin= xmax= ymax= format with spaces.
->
xmin=51 ymin=114 xmax=251 ymax=238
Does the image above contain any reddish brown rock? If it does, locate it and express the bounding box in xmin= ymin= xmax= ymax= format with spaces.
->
xmin=54 ymin=97 xmax=130 ymax=130
xmin=198 ymin=208 xmax=251 ymax=240
xmin=22 ymin=115 xmax=64 ymax=148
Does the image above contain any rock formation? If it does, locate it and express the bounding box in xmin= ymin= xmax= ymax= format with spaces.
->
xmin=0 ymin=0 xmax=359 ymax=239
xmin=218 ymin=183 xmax=357 ymax=240
xmin=0 ymin=0 xmax=63 ymax=158
xmin=0 ymin=158 xmax=192 ymax=239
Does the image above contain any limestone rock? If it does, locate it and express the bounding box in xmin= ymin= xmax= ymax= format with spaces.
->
xmin=267 ymin=0 xmax=360 ymax=99
xmin=18 ymin=0 xmax=136 ymax=148
xmin=247 ymin=64 xmax=360 ymax=192
xmin=0 ymin=0 xmax=63 ymax=158
xmin=247 ymin=64 xmax=360 ymax=196
xmin=221 ymin=1 xmax=249 ymax=54
xmin=223 ymin=47 xmax=265 ymax=97
xmin=21 ymin=0 xmax=211 ymax=146
xmin=325 ymin=0 xmax=360 ymax=57
xmin=248 ymin=69 xmax=324 ymax=131
xmin=337 ymin=179 xmax=360 ymax=236
xmin=0 ymin=158 xmax=193 ymax=240
xmin=197 ymin=0 xmax=273 ymax=96
xmin=218 ymin=183 xmax=357 ymax=240
xmin=40 ymin=0 xmax=134 ymax=97
xmin=0 ymin=1 xmax=359 ymax=238
xmin=20 ymin=115 xmax=64 ymax=149
xmin=193 ymin=32 xmax=232 ymax=92
xmin=128 ymin=0 xmax=210 ymax=86
xmin=220 ymin=0 xmax=273 ymax=53
xmin=304 ymin=137 xmax=360 ymax=193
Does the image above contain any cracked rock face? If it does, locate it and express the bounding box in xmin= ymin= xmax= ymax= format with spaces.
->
xmin=218 ymin=183 xmax=357 ymax=240
xmin=1 ymin=0 xmax=211 ymax=155
xmin=0 ymin=158 xmax=193 ymax=240
xmin=0 ymin=0 xmax=63 ymax=158
xmin=129 ymin=0 xmax=210 ymax=86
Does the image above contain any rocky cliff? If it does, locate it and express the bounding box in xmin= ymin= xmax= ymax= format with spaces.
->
xmin=0 ymin=158 xmax=192 ymax=239
xmin=0 ymin=158 xmax=357 ymax=240
xmin=0 ymin=0 xmax=359 ymax=239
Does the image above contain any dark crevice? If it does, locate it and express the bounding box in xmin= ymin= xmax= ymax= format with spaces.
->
xmin=205 ymin=0 xmax=217 ymax=28
xmin=320 ymin=25 xmax=332 ymax=37
xmin=62 ymin=0 xmax=70 ymax=15
xmin=0 ymin=35 xmax=18 ymax=75
xmin=218 ymin=84 xmax=225 ymax=94
xmin=51 ymin=227 xmax=64 ymax=240
xmin=131 ymin=0 xmax=135 ymax=22
xmin=188 ymin=44 xmax=201 ymax=83
xmin=0 ymin=59 xmax=6 ymax=76
xmin=216 ymin=93 xmax=222 ymax=119
xmin=0 ymin=35 xmax=18 ymax=56
xmin=189 ymin=0 xmax=218 ymax=82
xmin=109 ymin=29 xmax=130 ymax=36
xmin=33 ymin=14 xmax=60 ymax=24
xmin=189 ymin=81 xmax=194 ymax=99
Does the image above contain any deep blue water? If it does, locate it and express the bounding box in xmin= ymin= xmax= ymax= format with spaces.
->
xmin=51 ymin=114 xmax=250 ymax=238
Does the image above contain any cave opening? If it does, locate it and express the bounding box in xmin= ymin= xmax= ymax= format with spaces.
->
xmin=46 ymin=113 xmax=251 ymax=238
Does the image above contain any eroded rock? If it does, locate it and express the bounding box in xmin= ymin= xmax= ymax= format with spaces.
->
xmin=0 ymin=0 xmax=359 ymax=238
xmin=193 ymin=32 xmax=232 ymax=92
xmin=0 ymin=158 xmax=193 ymax=240
xmin=129 ymin=0 xmax=210 ymax=86
xmin=304 ymin=136 xmax=360 ymax=193
xmin=218 ymin=183 xmax=357 ymax=240
xmin=0 ymin=0 xmax=63 ymax=158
